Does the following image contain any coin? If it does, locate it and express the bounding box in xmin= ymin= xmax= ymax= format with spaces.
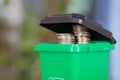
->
xmin=73 ymin=25 xmax=90 ymax=44
xmin=56 ymin=33 xmax=75 ymax=44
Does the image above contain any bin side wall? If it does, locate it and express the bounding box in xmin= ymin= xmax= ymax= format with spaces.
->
xmin=39 ymin=51 xmax=109 ymax=80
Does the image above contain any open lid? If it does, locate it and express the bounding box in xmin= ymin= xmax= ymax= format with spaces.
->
xmin=40 ymin=13 xmax=116 ymax=44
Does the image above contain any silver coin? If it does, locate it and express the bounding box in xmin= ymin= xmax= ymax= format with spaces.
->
xmin=73 ymin=25 xmax=91 ymax=44
xmin=56 ymin=33 xmax=75 ymax=44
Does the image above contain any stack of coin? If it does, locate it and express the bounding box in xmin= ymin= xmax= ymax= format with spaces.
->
xmin=56 ymin=33 xmax=75 ymax=44
xmin=73 ymin=25 xmax=90 ymax=44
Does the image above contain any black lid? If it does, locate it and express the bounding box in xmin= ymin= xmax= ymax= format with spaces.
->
xmin=40 ymin=13 xmax=116 ymax=44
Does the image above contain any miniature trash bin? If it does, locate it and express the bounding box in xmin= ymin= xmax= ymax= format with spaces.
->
xmin=34 ymin=42 xmax=114 ymax=80
xmin=34 ymin=14 xmax=116 ymax=80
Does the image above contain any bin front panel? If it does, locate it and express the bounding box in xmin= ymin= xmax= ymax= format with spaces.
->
xmin=39 ymin=51 xmax=109 ymax=80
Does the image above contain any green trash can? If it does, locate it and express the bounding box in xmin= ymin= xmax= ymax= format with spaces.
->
xmin=34 ymin=41 xmax=114 ymax=80
xmin=34 ymin=14 xmax=116 ymax=80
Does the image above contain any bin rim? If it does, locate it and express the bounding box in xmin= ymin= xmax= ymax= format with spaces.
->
xmin=34 ymin=41 xmax=114 ymax=52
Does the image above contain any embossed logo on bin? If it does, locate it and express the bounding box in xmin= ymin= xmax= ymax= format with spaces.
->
xmin=48 ymin=77 xmax=64 ymax=80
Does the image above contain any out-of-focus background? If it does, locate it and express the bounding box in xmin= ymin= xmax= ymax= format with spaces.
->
xmin=0 ymin=0 xmax=120 ymax=80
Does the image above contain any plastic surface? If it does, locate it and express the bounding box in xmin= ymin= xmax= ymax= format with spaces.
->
xmin=34 ymin=41 xmax=114 ymax=80
xmin=40 ymin=13 xmax=116 ymax=44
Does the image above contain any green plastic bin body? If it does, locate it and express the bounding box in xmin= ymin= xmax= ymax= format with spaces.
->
xmin=34 ymin=41 xmax=114 ymax=80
